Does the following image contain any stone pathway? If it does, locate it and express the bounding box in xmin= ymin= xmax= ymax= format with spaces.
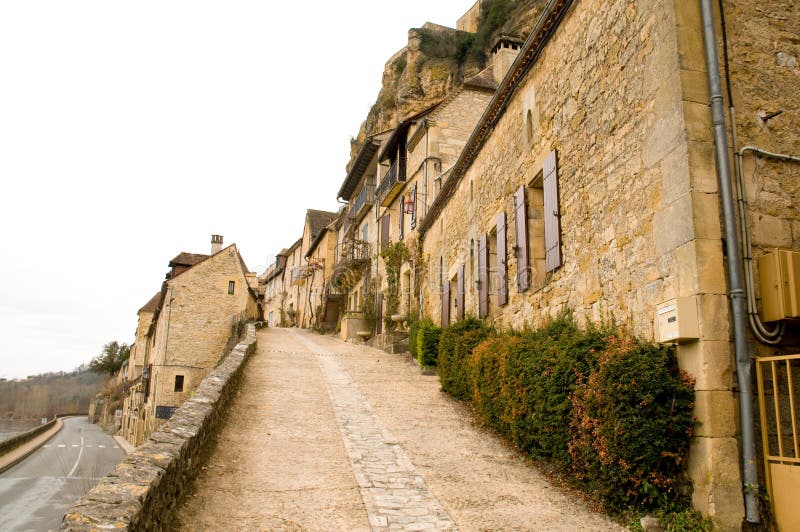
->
xmin=174 ymin=328 xmax=623 ymax=531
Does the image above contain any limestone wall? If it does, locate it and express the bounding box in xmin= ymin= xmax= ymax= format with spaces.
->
xmin=61 ymin=325 xmax=257 ymax=532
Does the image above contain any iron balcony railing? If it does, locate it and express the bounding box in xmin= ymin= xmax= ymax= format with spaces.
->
xmin=349 ymin=185 xmax=375 ymax=222
xmin=377 ymin=157 xmax=406 ymax=206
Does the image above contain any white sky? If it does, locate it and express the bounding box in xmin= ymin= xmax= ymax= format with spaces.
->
xmin=0 ymin=1 xmax=470 ymax=379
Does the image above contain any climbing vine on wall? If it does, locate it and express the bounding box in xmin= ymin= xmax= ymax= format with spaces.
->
xmin=380 ymin=241 xmax=410 ymax=330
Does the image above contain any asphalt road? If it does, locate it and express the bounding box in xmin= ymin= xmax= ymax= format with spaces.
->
xmin=0 ymin=416 xmax=123 ymax=531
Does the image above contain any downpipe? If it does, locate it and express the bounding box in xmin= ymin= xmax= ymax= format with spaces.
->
xmin=700 ymin=0 xmax=759 ymax=523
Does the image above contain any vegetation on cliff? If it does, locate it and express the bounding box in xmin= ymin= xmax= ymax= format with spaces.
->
xmin=348 ymin=0 xmax=542 ymax=168
xmin=0 ymin=369 xmax=104 ymax=419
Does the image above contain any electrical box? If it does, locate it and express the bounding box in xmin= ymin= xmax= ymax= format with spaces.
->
xmin=759 ymin=249 xmax=800 ymax=322
xmin=655 ymin=297 xmax=699 ymax=344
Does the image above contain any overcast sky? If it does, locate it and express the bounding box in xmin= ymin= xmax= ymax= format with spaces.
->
xmin=0 ymin=1 xmax=471 ymax=379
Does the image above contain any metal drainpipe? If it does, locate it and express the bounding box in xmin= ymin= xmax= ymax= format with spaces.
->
xmin=699 ymin=0 xmax=759 ymax=522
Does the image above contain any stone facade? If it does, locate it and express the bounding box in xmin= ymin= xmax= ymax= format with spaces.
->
xmin=121 ymin=243 xmax=259 ymax=446
xmin=62 ymin=326 xmax=257 ymax=532
xmin=414 ymin=0 xmax=799 ymax=528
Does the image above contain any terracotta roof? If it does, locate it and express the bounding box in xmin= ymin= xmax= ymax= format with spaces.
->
xmin=168 ymin=252 xmax=209 ymax=268
xmin=307 ymin=209 xmax=338 ymax=242
xmin=139 ymin=292 xmax=161 ymax=313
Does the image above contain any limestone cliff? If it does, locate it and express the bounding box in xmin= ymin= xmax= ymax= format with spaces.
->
xmin=347 ymin=0 xmax=545 ymax=170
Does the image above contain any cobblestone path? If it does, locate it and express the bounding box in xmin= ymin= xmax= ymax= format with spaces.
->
xmin=175 ymin=328 xmax=623 ymax=531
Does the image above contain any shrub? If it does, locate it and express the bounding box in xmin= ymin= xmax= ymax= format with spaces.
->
xmin=437 ymin=317 xmax=493 ymax=400
xmin=469 ymin=316 xmax=606 ymax=468
xmin=569 ymin=337 xmax=695 ymax=512
xmin=416 ymin=318 xmax=442 ymax=367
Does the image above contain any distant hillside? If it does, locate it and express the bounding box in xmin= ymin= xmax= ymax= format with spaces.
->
xmin=0 ymin=369 xmax=105 ymax=420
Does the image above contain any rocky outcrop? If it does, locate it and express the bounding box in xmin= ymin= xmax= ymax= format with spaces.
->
xmin=347 ymin=0 xmax=546 ymax=168
xmin=61 ymin=325 xmax=257 ymax=532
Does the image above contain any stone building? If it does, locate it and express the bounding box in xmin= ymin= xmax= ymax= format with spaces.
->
xmin=279 ymin=238 xmax=304 ymax=327
xmin=260 ymin=248 xmax=289 ymax=327
xmin=120 ymin=236 xmax=260 ymax=445
xmin=412 ymin=0 xmax=800 ymax=528
xmin=283 ymin=209 xmax=338 ymax=328
xmin=124 ymin=292 xmax=160 ymax=381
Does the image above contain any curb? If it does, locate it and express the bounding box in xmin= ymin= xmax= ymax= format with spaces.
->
xmin=0 ymin=418 xmax=64 ymax=474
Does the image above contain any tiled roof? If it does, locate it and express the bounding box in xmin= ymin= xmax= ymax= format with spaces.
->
xmin=139 ymin=292 xmax=162 ymax=313
xmin=307 ymin=209 xmax=338 ymax=242
xmin=168 ymin=252 xmax=209 ymax=267
xmin=464 ymin=66 xmax=498 ymax=91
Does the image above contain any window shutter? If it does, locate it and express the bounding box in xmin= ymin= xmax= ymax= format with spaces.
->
xmin=399 ymin=195 xmax=405 ymax=240
xmin=376 ymin=293 xmax=383 ymax=334
xmin=478 ymin=234 xmax=489 ymax=318
xmin=497 ymin=212 xmax=508 ymax=306
xmin=380 ymin=215 xmax=390 ymax=248
xmin=543 ymin=149 xmax=561 ymax=272
xmin=457 ymin=264 xmax=465 ymax=321
xmin=514 ymin=186 xmax=530 ymax=292
xmin=410 ymin=183 xmax=417 ymax=228
xmin=441 ymin=280 xmax=450 ymax=327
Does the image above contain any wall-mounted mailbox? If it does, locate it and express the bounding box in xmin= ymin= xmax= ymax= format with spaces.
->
xmin=655 ymin=297 xmax=699 ymax=344
xmin=759 ymin=249 xmax=800 ymax=322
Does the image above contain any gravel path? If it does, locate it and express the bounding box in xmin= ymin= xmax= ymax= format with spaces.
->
xmin=175 ymin=328 xmax=623 ymax=531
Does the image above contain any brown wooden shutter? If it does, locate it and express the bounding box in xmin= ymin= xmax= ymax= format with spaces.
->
xmin=457 ymin=264 xmax=465 ymax=321
xmin=376 ymin=293 xmax=383 ymax=334
xmin=478 ymin=234 xmax=489 ymax=318
xmin=399 ymin=195 xmax=405 ymax=240
xmin=441 ymin=280 xmax=450 ymax=327
xmin=497 ymin=212 xmax=508 ymax=306
xmin=543 ymin=150 xmax=561 ymax=272
xmin=380 ymin=215 xmax=390 ymax=248
xmin=410 ymin=183 xmax=417 ymax=228
xmin=514 ymin=185 xmax=530 ymax=292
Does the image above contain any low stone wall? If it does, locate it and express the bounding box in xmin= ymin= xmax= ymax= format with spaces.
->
xmin=61 ymin=324 xmax=257 ymax=531
xmin=0 ymin=418 xmax=57 ymax=456
xmin=0 ymin=412 xmax=84 ymax=458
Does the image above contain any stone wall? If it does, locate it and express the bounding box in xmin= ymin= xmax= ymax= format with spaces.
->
xmin=61 ymin=325 xmax=257 ymax=531
xmin=414 ymin=0 xmax=798 ymax=527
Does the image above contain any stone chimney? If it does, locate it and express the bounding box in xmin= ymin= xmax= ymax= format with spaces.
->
xmin=211 ymin=234 xmax=223 ymax=254
xmin=491 ymin=36 xmax=523 ymax=85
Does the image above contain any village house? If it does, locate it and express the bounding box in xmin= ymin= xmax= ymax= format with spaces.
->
xmin=260 ymin=248 xmax=289 ymax=327
xmin=120 ymin=235 xmax=260 ymax=445
xmin=410 ymin=0 xmax=800 ymax=529
xmin=279 ymin=238 xmax=304 ymax=327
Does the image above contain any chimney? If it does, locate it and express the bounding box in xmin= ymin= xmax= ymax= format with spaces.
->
xmin=491 ymin=36 xmax=523 ymax=85
xmin=211 ymin=234 xmax=223 ymax=254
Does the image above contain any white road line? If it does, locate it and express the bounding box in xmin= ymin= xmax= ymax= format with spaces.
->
xmin=57 ymin=444 xmax=65 ymax=448
xmin=43 ymin=445 xmax=50 ymax=448
xmin=68 ymin=435 xmax=84 ymax=478
xmin=71 ymin=444 xmax=79 ymax=447
xmin=85 ymin=445 xmax=93 ymax=448
xmin=98 ymin=445 xmax=105 ymax=448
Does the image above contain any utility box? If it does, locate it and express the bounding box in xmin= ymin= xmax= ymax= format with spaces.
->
xmin=759 ymin=249 xmax=800 ymax=322
xmin=655 ymin=297 xmax=699 ymax=344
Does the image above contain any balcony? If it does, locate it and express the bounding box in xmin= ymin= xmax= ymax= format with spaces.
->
xmin=328 ymin=239 xmax=371 ymax=295
xmin=349 ymin=185 xmax=374 ymax=223
xmin=378 ymin=158 xmax=407 ymax=207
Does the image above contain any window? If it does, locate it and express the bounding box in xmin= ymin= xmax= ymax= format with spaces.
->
xmin=228 ymin=280 xmax=235 ymax=295
xmin=514 ymin=149 xmax=561 ymax=292
xmin=174 ymin=375 xmax=184 ymax=393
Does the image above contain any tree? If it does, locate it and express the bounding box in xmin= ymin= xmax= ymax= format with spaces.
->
xmin=89 ymin=341 xmax=130 ymax=376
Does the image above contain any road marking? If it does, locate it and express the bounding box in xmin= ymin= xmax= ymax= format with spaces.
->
xmin=43 ymin=445 xmax=50 ymax=448
xmin=113 ymin=445 xmax=118 ymax=449
xmin=68 ymin=434 xmax=84 ymax=478
xmin=57 ymin=444 xmax=65 ymax=448
xmin=98 ymin=445 xmax=105 ymax=448
xmin=71 ymin=444 xmax=79 ymax=447
xmin=85 ymin=445 xmax=93 ymax=448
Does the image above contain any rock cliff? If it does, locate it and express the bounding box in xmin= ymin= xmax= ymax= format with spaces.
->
xmin=347 ymin=0 xmax=545 ymax=169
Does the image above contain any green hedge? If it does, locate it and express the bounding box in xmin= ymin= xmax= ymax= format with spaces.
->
xmin=440 ymin=314 xmax=695 ymax=514
xmin=416 ymin=318 xmax=442 ymax=367
xmin=437 ymin=317 xmax=493 ymax=401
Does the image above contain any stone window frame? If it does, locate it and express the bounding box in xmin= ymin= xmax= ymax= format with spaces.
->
xmin=228 ymin=280 xmax=235 ymax=295
xmin=174 ymin=375 xmax=184 ymax=393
